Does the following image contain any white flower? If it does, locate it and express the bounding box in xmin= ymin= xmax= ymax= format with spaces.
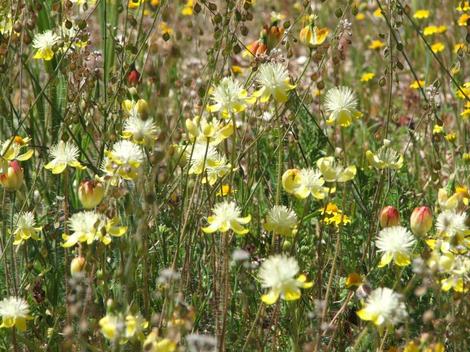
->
xmin=62 ymin=211 xmax=102 ymax=248
xmin=202 ymin=200 xmax=251 ymax=235
xmin=376 ymin=226 xmax=416 ymax=267
xmin=44 ymin=141 xmax=85 ymax=174
xmin=255 ymin=62 xmax=295 ymax=103
xmin=208 ymin=77 xmax=254 ymax=118
xmin=123 ymin=115 xmax=158 ymax=146
xmin=356 ymin=287 xmax=407 ymax=328
xmin=187 ymin=143 xmax=231 ymax=185
xmin=324 ymin=86 xmax=361 ymax=127
xmin=0 ymin=297 xmax=31 ymax=331
xmin=258 ymin=255 xmax=312 ymax=304
xmin=32 ymin=30 xmax=60 ymax=61
xmin=102 ymin=140 xmax=145 ymax=181
xmin=264 ymin=205 xmax=298 ymax=237
xmin=282 ymin=168 xmax=329 ymax=199
xmin=436 ymin=210 xmax=467 ymax=237
xmin=13 ymin=212 xmax=42 ymax=245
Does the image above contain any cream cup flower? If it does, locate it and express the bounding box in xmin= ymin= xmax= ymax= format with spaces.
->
xmin=263 ymin=205 xmax=298 ymax=237
xmin=12 ymin=212 xmax=42 ymax=246
xmin=254 ymin=62 xmax=296 ymax=103
xmin=282 ymin=168 xmax=329 ymax=200
xmin=376 ymin=226 xmax=416 ymax=267
xmin=324 ymin=86 xmax=361 ymax=127
xmin=44 ymin=141 xmax=86 ymax=174
xmin=207 ymin=77 xmax=255 ymax=118
xmin=122 ymin=114 xmax=159 ymax=147
xmin=0 ymin=297 xmax=32 ymax=331
xmin=202 ymin=201 xmax=251 ymax=235
xmin=1 ymin=136 xmax=34 ymax=163
xmin=32 ymin=30 xmax=60 ymax=61
xmin=102 ymin=140 xmax=145 ymax=181
xmin=259 ymin=254 xmax=313 ymax=305
xmin=366 ymin=141 xmax=404 ymax=170
xmin=185 ymin=115 xmax=234 ymax=146
xmin=316 ymin=156 xmax=356 ymax=183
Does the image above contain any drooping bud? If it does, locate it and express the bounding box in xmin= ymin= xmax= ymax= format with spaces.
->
xmin=379 ymin=206 xmax=400 ymax=228
xmin=135 ymin=99 xmax=149 ymax=120
xmin=410 ymin=206 xmax=433 ymax=236
xmin=0 ymin=160 xmax=24 ymax=191
xmin=127 ymin=67 xmax=140 ymax=86
xmin=78 ymin=179 xmax=105 ymax=209
xmin=70 ymin=256 xmax=86 ymax=276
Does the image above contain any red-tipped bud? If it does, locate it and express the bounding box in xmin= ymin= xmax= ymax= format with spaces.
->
xmin=410 ymin=206 xmax=433 ymax=236
xmin=78 ymin=179 xmax=105 ymax=209
xmin=70 ymin=256 xmax=86 ymax=276
xmin=127 ymin=68 xmax=140 ymax=86
xmin=379 ymin=206 xmax=400 ymax=228
xmin=0 ymin=160 xmax=24 ymax=191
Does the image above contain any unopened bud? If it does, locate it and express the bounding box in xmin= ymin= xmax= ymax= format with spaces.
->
xmin=0 ymin=160 xmax=24 ymax=191
xmin=78 ymin=179 xmax=105 ymax=209
xmin=379 ymin=206 xmax=400 ymax=228
xmin=410 ymin=206 xmax=433 ymax=236
xmin=70 ymin=257 xmax=86 ymax=276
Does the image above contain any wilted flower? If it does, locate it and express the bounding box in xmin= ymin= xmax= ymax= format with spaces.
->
xmin=379 ymin=206 xmax=400 ymax=228
xmin=410 ymin=206 xmax=433 ymax=236
xmin=356 ymin=287 xmax=407 ymax=328
xmin=324 ymin=86 xmax=361 ymax=127
xmin=32 ymin=30 xmax=60 ymax=60
xmin=12 ymin=212 xmax=42 ymax=246
xmin=282 ymin=168 xmax=329 ymax=200
xmin=316 ymin=156 xmax=356 ymax=183
xmin=208 ymin=77 xmax=255 ymax=118
xmin=376 ymin=226 xmax=416 ymax=267
xmin=254 ymin=62 xmax=296 ymax=103
xmin=202 ymin=201 xmax=251 ymax=235
xmin=44 ymin=141 xmax=85 ymax=174
xmin=258 ymin=254 xmax=312 ymax=304
xmin=264 ymin=205 xmax=298 ymax=237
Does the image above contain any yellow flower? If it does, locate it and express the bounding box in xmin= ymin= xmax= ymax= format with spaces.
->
xmin=254 ymin=62 xmax=296 ymax=103
xmin=264 ymin=205 xmax=298 ymax=237
xmin=185 ymin=143 xmax=231 ymax=186
xmin=32 ymin=30 xmax=60 ymax=61
xmin=319 ymin=203 xmax=351 ymax=227
xmin=181 ymin=0 xmax=194 ymax=15
xmin=366 ymin=140 xmax=404 ymax=170
xmin=373 ymin=8 xmax=383 ymax=18
xmin=299 ymin=25 xmax=329 ymax=47
xmin=457 ymin=1 xmax=470 ymax=11
xmin=99 ymin=217 xmax=127 ymax=246
xmin=444 ymin=132 xmax=457 ymax=142
xmin=413 ymin=10 xmax=430 ymax=19
xmin=202 ymin=201 xmax=251 ymax=235
xmin=231 ymin=65 xmax=243 ymax=75
xmin=458 ymin=13 xmax=470 ymax=26
xmin=102 ymin=140 xmax=145 ymax=181
xmin=432 ymin=124 xmax=444 ymax=134
xmin=355 ymin=13 xmax=366 ymax=21
xmin=456 ymin=82 xmax=470 ymax=99
xmin=369 ymin=39 xmax=385 ymax=49
xmin=128 ymin=0 xmax=144 ymax=9
xmin=99 ymin=314 xmax=122 ymax=340
xmin=376 ymin=226 xmax=416 ymax=267
xmin=409 ymin=80 xmax=425 ymax=89
xmin=44 ymin=141 xmax=86 ymax=174
xmin=282 ymin=168 xmax=329 ymax=200
xmin=345 ymin=272 xmax=363 ymax=288
xmin=1 ymin=136 xmax=34 ymax=162
xmin=0 ymin=297 xmax=32 ymax=331
xmin=454 ymin=43 xmax=467 ymax=53
xmin=360 ymin=72 xmax=375 ymax=82
xmin=159 ymin=22 xmax=173 ymax=36
xmin=143 ymin=331 xmax=177 ymax=352
xmin=259 ymin=255 xmax=313 ymax=305
xmin=122 ymin=99 xmax=149 ymax=118
xmin=423 ymin=25 xmax=447 ymax=36
xmin=125 ymin=313 xmax=148 ymax=340
xmin=324 ymin=86 xmax=361 ymax=127
xmin=316 ymin=156 xmax=356 ymax=183
xmin=208 ymin=77 xmax=254 ymax=117
xmin=216 ymin=184 xmax=236 ymax=197
xmin=431 ymin=42 xmax=445 ymax=53
xmin=12 ymin=212 xmax=42 ymax=246
xmin=185 ymin=115 xmax=233 ymax=146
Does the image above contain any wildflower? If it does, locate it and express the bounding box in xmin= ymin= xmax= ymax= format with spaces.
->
xmin=98 ymin=217 xmax=127 ymax=245
xmin=245 ymin=30 xmax=268 ymax=58
xmin=432 ymin=124 xmax=444 ymax=134
xmin=454 ymin=43 xmax=467 ymax=53
xmin=186 ymin=143 xmax=231 ymax=185
xmin=431 ymin=42 xmax=445 ymax=53
xmin=345 ymin=272 xmax=363 ymax=288
xmin=457 ymin=1 xmax=470 ymax=11
xmin=44 ymin=141 xmax=85 ymax=174
xmin=409 ymin=80 xmax=425 ymax=89
xmin=102 ymin=140 xmax=145 ymax=181
xmin=376 ymin=226 xmax=416 ymax=267
xmin=264 ymin=205 xmax=298 ymax=237
xmin=282 ymin=168 xmax=329 ymax=200
xmin=458 ymin=13 xmax=470 ymax=26
xmin=435 ymin=210 xmax=467 ymax=237
xmin=356 ymin=287 xmax=407 ymax=328
xmin=410 ymin=206 xmax=433 ymax=236
xmin=0 ymin=161 xmax=24 ymax=191
xmin=202 ymin=201 xmax=251 ymax=235
xmin=254 ymin=62 xmax=296 ymax=103
xmin=324 ymin=86 xmax=361 ymax=127
xmin=32 ymin=30 xmax=60 ymax=61
xmin=62 ymin=211 xmax=101 ymax=248
xmin=379 ymin=206 xmax=400 ymax=228
xmin=125 ymin=313 xmax=148 ymax=340
xmin=1 ymin=136 xmax=34 ymax=162
xmin=143 ymin=331 xmax=177 ymax=352
xmin=0 ymin=297 xmax=31 ymax=331
xmin=122 ymin=99 xmax=149 ymax=119
xmin=122 ymin=114 xmax=159 ymax=146
xmin=360 ymin=72 xmax=375 ymax=82
xmin=355 ymin=13 xmax=366 ymax=21
xmin=70 ymin=256 xmax=86 ymax=276
xmin=299 ymin=16 xmax=329 ymax=47
xmin=181 ymin=0 xmax=194 ymax=15
xmin=185 ymin=115 xmax=234 ymax=146
xmin=216 ymin=184 xmax=236 ymax=197
xmin=456 ymin=82 xmax=470 ymax=100
xmin=413 ymin=10 xmax=430 ymax=19
xmin=369 ymin=39 xmax=385 ymax=50
xmin=444 ymin=132 xmax=456 ymax=142
xmin=0 ymin=13 xmax=12 ymax=35
xmin=259 ymin=255 xmax=312 ymax=304
xmin=78 ymin=178 xmax=105 ymax=209
xmin=99 ymin=314 xmax=123 ymax=340
xmin=208 ymin=77 xmax=254 ymax=118
xmin=366 ymin=140 xmax=404 ymax=170
xmin=12 ymin=212 xmax=42 ymax=246
xmin=373 ymin=8 xmax=383 ymax=18
xmin=316 ymin=156 xmax=357 ymax=183
xmin=320 ymin=203 xmax=351 ymax=226
xmin=423 ymin=25 xmax=447 ymax=36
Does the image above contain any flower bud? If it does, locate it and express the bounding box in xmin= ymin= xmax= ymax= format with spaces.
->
xmin=379 ymin=206 xmax=400 ymax=228
xmin=78 ymin=179 xmax=105 ymax=209
xmin=127 ymin=68 xmax=140 ymax=86
xmin=70 ymin=256 xmax=85 ymax=276
xmin=135 ymin=99 xmax=149 ymax=119
xmin=0 ymin=160 xmax=24 ymax=191
xmin=410 ymin=206 xmax=433 ymax=236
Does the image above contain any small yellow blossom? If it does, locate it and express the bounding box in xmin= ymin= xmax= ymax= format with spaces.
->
xmin=299 ymin=17 xmax=329 ymax=47
xmin=181 ymin=0 xmax=194 ymax=15
xmin=216 ymin=184 xmax=235 ymax=197
xmin=444 ymin=132 xmax=457 ymax=142
xmin=320 ymin=203 xmax=351 ymax=227
xmin=369 ymin=39 xmax=385 ymax=50
xmin=373 ymin=8 xmax=383 ymax=18
xmin=345 ymin=272 xmax=363 ymax=288
xmin=413 ymin=10 xmax=430 ymax=19
xmin=423 ymin=25 xmax=447 ymax=36
xmin=185 ymin=115 xmax=233 ymax=146
xmin=254 ymin=62 xmax=296 ymax=103
xmin=159 ymin=22 xmax=173 ymax=36
xmin=458 ymin=13 xmax=470 ymax=26
xmin=376 ymin=226 xmax=416 ymax=267
xmin=264 ymin=205 xmax=298 ymax=237
xmin=457 ymin=1 xmax=470 ymax=11
xmin=355 ymin=13 xmax=366 ymax=21
xmin=12 ymin=212 xmax=42 ymax=246
xmin=143 ymin=331 xmax=177 ymax=352
xmin=456 ymin=82 xmax=470 ymax=99
xmin=454 ymin=43 xmax=467 ymax=53
xmin=282 ymin=168 xmax=329 ymax=200
xmin=1 ymin=136 xmax=34 ymax=162
xmin=33 ymin=30 xmax=60 ymax=61
xmin=431 ymin=42 xmax=445 ymax=53
xmin=432 ymin=124 xmax=444 ymax=134
xmin=409 ymin=80 xmax=425 ymax=89
xmin=360 ymin=72 xmax=375 ymax=82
